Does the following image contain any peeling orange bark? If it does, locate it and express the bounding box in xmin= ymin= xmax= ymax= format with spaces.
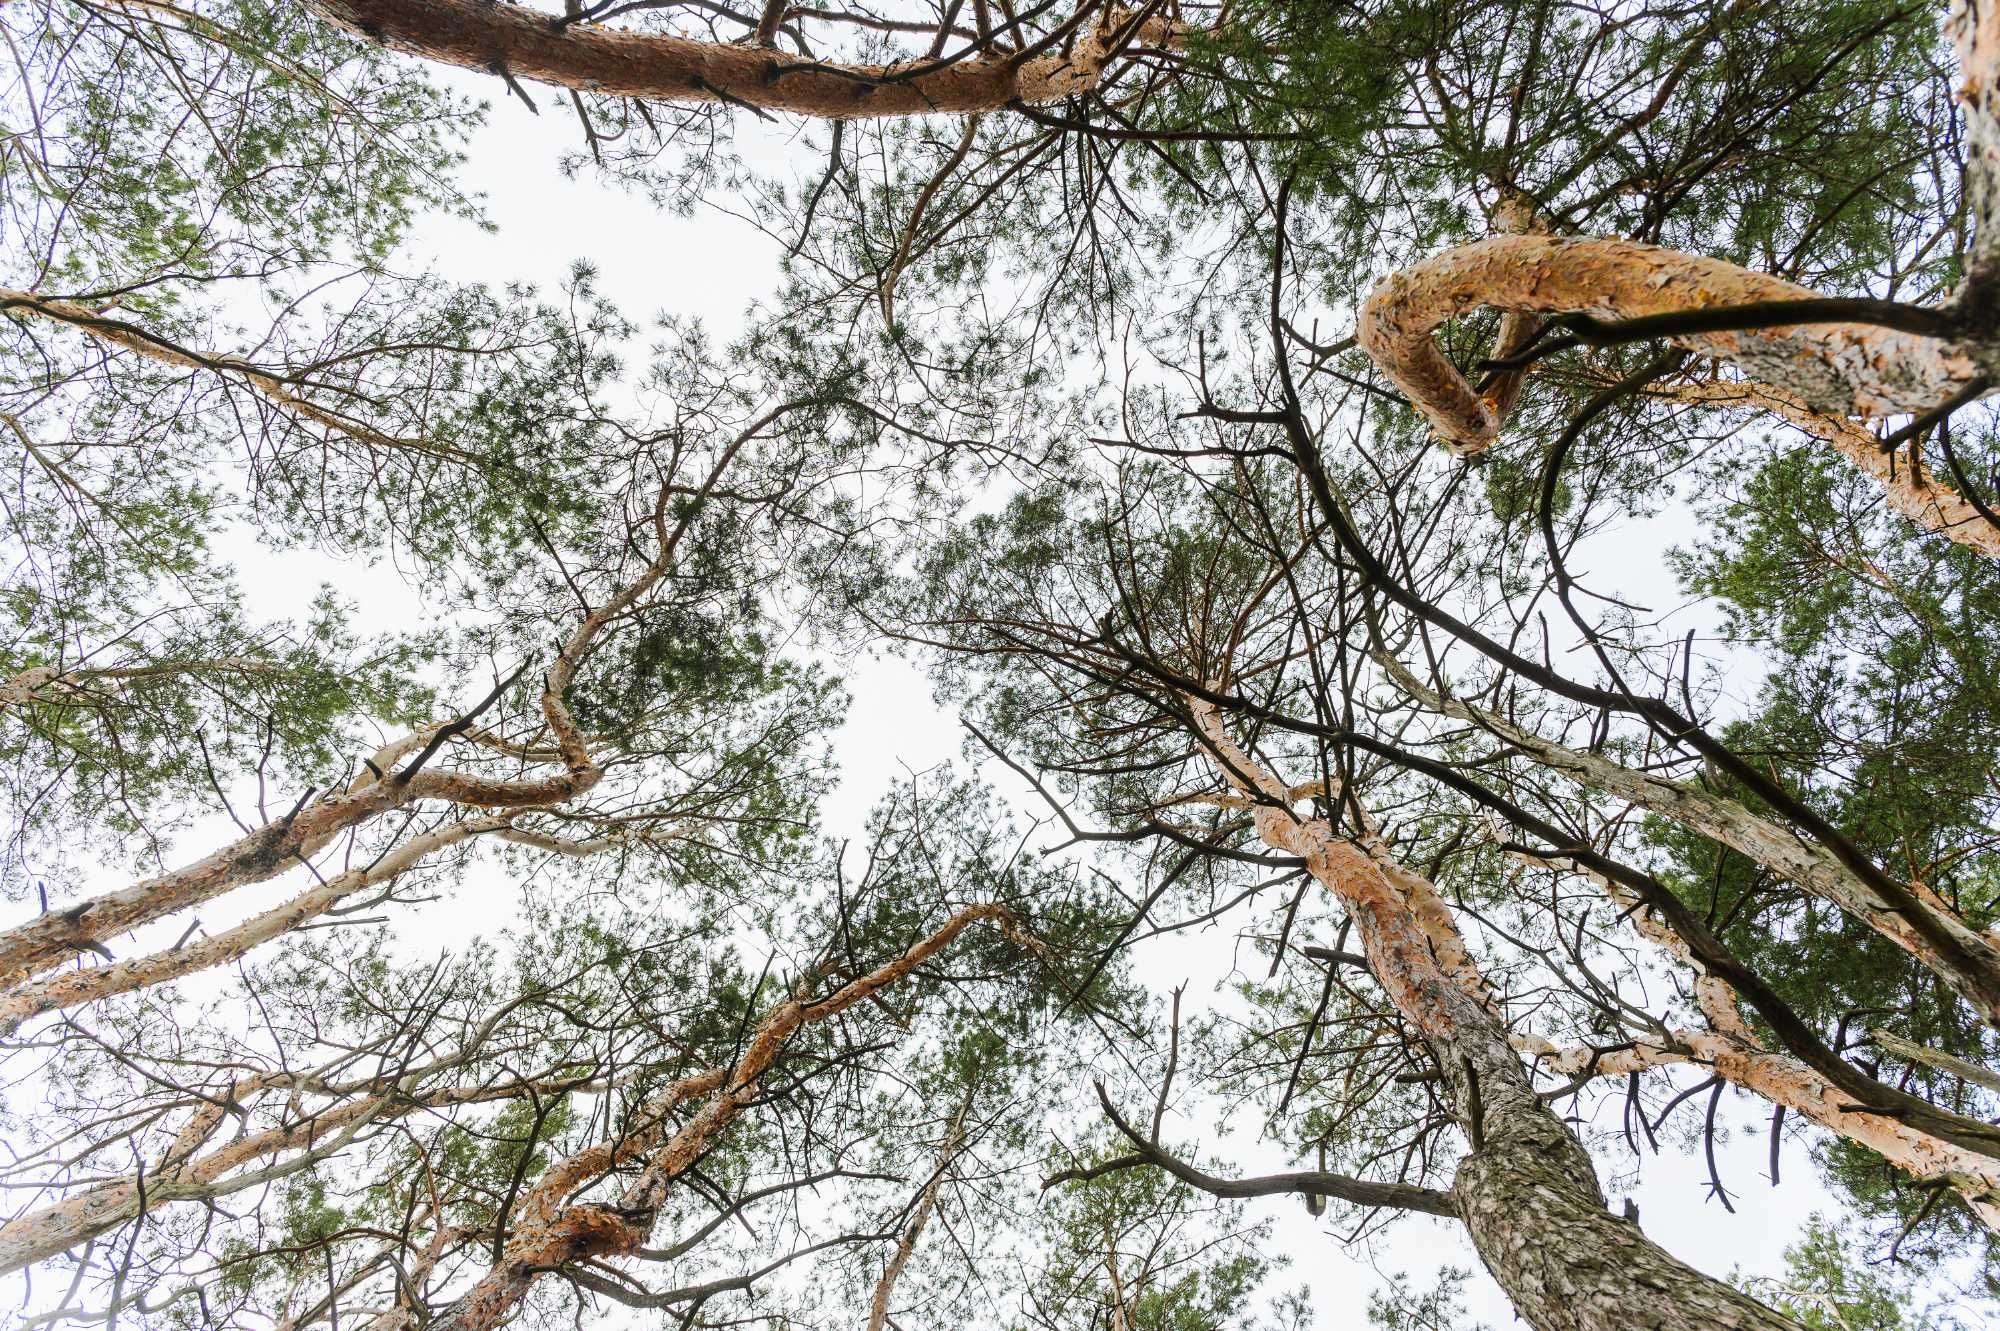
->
xmin=1951 ymin=0 xmax=2000 ymax=290
xmin=306 ymin=0 xmax=1174 ymax=119
xmin=1356 ymin=234 xmax=1989 ymax=455
xmin=1356 ymin=2 xmax=2000 ymax=506
xmin=1515 ymin=856 xmax=2000 ymax=1231
xmin=1650 ymin=377 xmax=2000 ymax=560
xmin=1187 ymin=701 xmax=1798 ymax=1331
xmin=429 ymin=904 xmax=1027 ymax=1331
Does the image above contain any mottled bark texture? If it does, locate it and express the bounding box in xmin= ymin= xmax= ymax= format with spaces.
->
xmin=307 ymin=0 xmax=1173 ymax=119
xmin=1356 ymin=1 xmax=2000 ymax=556
xmin=1188 ymin=701 xmax=1799 ymax=1331
xmin=1952 ymin=0 xmax=2000 ymax=293
xmin=1356 ymin=234 xmax=1990 ymax=454
xmin=429 ymin=904 xmax=1028 ymax=1331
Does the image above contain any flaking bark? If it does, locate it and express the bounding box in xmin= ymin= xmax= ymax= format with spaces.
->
xmin=1356 ymin=234 xmax=1990 ymax=454
xmin=1951 ymin=0 xmax=2000 ymax=292
xmin=428 ymin=903 xmax=1028 ymax=1331
xmin=1647 ymin=377 xmax=2000 ymax=560
xmin=307 ymin=0 xmax=1173 ymax=119
xmin=1188 ymin=700 xmax=1799 ymax=1331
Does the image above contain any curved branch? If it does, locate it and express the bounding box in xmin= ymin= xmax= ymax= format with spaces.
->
xmin=1356 ymin=235 xmax=1993 ymax=454
xmin=429 ymin=902 xmax=1031 ymax=1331
xmin=1058 ymin=1081 xmax=1457 ymax=1217
xmin=0 ymin=401 xmax=788 ymax=989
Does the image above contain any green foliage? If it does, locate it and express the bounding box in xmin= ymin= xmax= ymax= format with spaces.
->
xmin=6 ymin=0 xmax=1998 ymax=1326
xmin=1744 ymin=1215 xmax=1963 ymax=1331
xmin=0 ymin=584 xmax=438 ymax=884
xmin=1014 ymin=1143 xmax=1278 ymax=1331
xmin=1368 ymin=1265 xmax=1493 ymax=1331
xmin=1656 ymin=425 xmax=2000 ymax=1272
xmin=1 ymin=0 xmax=479 ymax=291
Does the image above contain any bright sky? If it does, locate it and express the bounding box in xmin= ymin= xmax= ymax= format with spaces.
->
xmin=216 ymin=64 xmax=1849 ymax=1329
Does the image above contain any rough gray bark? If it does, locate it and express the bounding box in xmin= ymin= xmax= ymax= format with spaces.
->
xmin=1190 ymin=702 xmax=1799 ymax=1331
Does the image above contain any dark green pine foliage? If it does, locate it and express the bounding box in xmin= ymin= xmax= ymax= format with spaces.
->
xmin=1663 ymin=418 xmax=2000 ymax=1281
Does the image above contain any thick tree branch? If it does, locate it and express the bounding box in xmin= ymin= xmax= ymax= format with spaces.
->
xmin=1356 ymin=235 xmax=1995 ymax=455
xmin=1053 ymin=1080 xmax=1457 ymax=1217
xmin=308 ymin=0 xmax=1177 ymax=119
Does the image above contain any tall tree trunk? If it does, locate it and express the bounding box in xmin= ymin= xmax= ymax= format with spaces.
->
xmin=1188 ymin=701 xmax=1799 ymax=1331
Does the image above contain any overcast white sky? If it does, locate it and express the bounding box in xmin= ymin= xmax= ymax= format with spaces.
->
xmin=220 ymin=65 xmax=1852 ymax=1328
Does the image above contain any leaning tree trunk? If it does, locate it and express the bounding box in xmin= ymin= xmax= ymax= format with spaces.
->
xmin=1189 ymin=701 xmax=1799 ymax=1331
xmin=866 ymin=1090 xmax=971 ymax=1331
xmin=307 ymin=0 xmax=1175 ymax=119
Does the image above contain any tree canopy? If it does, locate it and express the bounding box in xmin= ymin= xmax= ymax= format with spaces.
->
xmin=2 ymin=0 xmax=1999 ymax=1327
